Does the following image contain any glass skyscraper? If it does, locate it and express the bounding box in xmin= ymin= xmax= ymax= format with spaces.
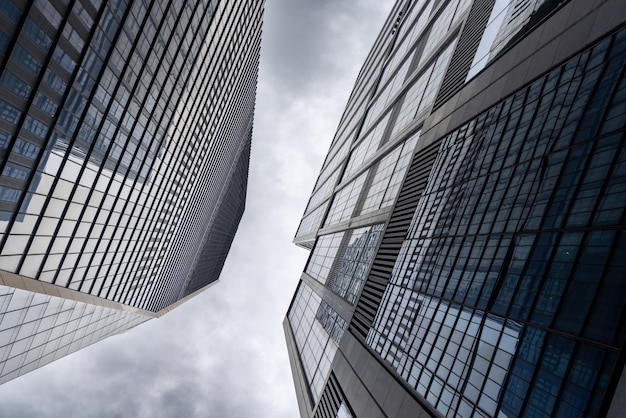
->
xmin=284 ymin=0 xmax=626 ymax=417
xmin=0 ymin=0 xmax=264 ymax=384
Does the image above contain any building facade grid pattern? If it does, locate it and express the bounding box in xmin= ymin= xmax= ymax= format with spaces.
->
xmin=0 ymin=0 xmax=262 ymax=312
xmin=0 ymin=284 xmax=147 ymax=384
xmin=286 ymin=0 xmax=626 ymax=417
xmin=367 ymin=27 xmax=626 ymax=417
xmin=0 ymin=0 xmax=263 ymax=384
xmin=288 ymin=281 xmax=348 ymax=406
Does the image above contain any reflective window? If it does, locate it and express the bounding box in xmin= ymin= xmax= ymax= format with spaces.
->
xmin=306 ymin=232 xmax=345 ymax=284
xmin=392 ymin=41 xmax=455 ymax=136
xmin=12 ymin=139 xmax=39 ymax=159
xmin=0 ymin=0 xmax=263 ymax=315
xmin=0 ymin=100 xmax=21 ymax=124
xmin=0 ymin=186 xmax=20 ymax=203
xmin=11 ymin=43 xmax=43 ymax=76
xmin=0 ymin=71 xmax=32 ymax=99
xmin=360 ymin=131 xmax=419 ymax=214
xmin=328 ymin=224 xmax=384 ymax=304
xmin=288 ymin=281 xmax=347 ymax=405
xmin=420 ymin=0 xmax=471 ymax=62
xmin=0 ymin=31 xmax=9 ymax=54
xmin=343 ymin=112 xmax=392 ymax=179
xmin=296 ymin=200 xmax=330 ymax=240
xmin=0 ymin=0 xmax=21 ymax=24
xmin=0 ymin=284 xmax=147 ymax=384
xmin=305 ymin=168 xmax=342 ymax=215
xmin=33 ymin=92 xmax=58 ymax=116
xmin=33 ymin=0 xmax=62 ymax=29
xmin=468 ymin=0 xmax=552 ymax=81
xmin=366 ymin=27 xmax=626 ymax=417
xmin=2 ymin=163 xmax=30 ymax=181
xmin=336 ymin=402 xmax=353 ymax=418
xmin=23 ymin=18 xmax=53 ymax=51
xmin=323 ymin=172 xmax=368 ymax=227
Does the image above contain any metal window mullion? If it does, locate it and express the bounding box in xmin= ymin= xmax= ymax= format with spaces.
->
xmin=0 ymin=0 xmax=35 ymax=79
xmin=0 ymin=0 xmax=81 ymax=257
xmin=74 ymin=0 xmax=181 ymax=296
xmin=144 ymin=0 xmax=258 ymax=306
xmin=87 ymin=0 xmax=183 ymax=300
xmin=394 ymin=243 xmax=622 ymax=348
xmin=86 ymin=0 xmax=188 ymax=300
xmin=40 ymin=0 xmax=155 ymax=288
xmin=90 ymin=0 xmax=200 ymax=300
xmin=23 ymin=2 xmax=129 ymax=282
xmin=132 ymin=2 xmax=248 ymax=307
xmin=41 ymin=2 xmax=152 ymax=294
xmin=118 ymin=0 xmax=231 ymax=307
xmin=0 ymin=0 xmax=42 ymax=220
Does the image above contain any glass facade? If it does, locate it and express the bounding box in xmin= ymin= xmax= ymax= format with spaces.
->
xmin=0 ymin=283 xmax=147 ymax=384
xmin=304 ymin=223 xmax=384 ymax=301
xmin=372 ymin=296 xmax=522 ymax=416
xmin=467 ymin=0 xmax=553 ymax=80
xmin=368 ymin=29 xmax=626 ymax=416
xmin=288 ymin=281 xmax=347 ymax=404
xmin=326 ymin=224 xmax=385 ymax=304
xmin=285 ymin=0 xmax=626 ymax=417
xmin=0 ymin=0 xmax=264 ymax=384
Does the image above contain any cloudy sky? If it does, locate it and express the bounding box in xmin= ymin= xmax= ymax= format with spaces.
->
xmin=0 ymin=1 xmax=393 ymax=417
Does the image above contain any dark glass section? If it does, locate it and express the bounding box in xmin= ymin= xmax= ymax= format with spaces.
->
xmin=181 ymin=128 xmax=252 ymax=298
xmin=367 ymin=27 xmax=626 ymax=417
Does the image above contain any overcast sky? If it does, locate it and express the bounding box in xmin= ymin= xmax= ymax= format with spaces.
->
xmin=0 ymin=1 xmax=393 ymax=417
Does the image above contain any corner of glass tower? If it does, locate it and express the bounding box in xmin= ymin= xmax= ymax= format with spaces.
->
xmin=0 ymin=0 xmax=264 ymax=383
xmin=284 ymin=0 xmax=626 ymax=416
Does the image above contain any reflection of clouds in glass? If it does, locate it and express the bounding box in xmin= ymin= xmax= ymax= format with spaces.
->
xmin=467 ymin=0 xmax=551 ymax=82
xmin=368 ymin=294 xmax=522 ymax=417
xmin=0 ymin=284 xmax=148 ymax=384
xmin=466 ymin=0 xmax=511 ymax=80
xmin=4 ymin=135 xmax=167 ymax=297
xmin=305 ymin=232 xmax=345 ymax=284
xmin=337 ymin=402 xmax=353 ymax=418
xmin=287 ymin=281 xmax=347 ymax=405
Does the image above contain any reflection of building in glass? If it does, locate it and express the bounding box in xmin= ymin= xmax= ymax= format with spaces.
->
xmin=0 ymin=0 xmax=264 ymax=384
xmin=487 ymin=0 xmax=544 ymax=58
xmin=284 ymin=0 xmax=626 ymax=417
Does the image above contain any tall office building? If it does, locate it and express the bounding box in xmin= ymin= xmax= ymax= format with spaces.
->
xmin=0 ymin=0 xmax=263 ymax=383
xmin=284 ymin=0 xmax=626 ymax=416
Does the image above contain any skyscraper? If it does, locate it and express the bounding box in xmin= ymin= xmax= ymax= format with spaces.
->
xmin=284 ymin=0 xmax=626 ymax=417
xmin=0 ymin=0 xmax=264 ymax=383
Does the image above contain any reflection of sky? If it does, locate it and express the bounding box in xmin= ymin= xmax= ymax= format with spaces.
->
xmin=288 ymin=281 xmax=344 ymax=405
xmin=0 ymin=284 xmax=148 ymax=384
xmin=0 ymin=136 xmax=169 ymax=298
xmin=40 ymin=147 xmax=157 ymax=214
xmin=466 ymin=0 xmax=510 ymax=81
xmin=337 ymin=403 xmax=353 ymax=418
xmin=369 ymin=294 xmax=522 ymax=417
xmin=467 ymin=0 xmax=551 ymax=81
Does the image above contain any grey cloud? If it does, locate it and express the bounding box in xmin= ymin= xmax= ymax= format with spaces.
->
xmin=263 ymin=1 xmax=392 ymax=98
